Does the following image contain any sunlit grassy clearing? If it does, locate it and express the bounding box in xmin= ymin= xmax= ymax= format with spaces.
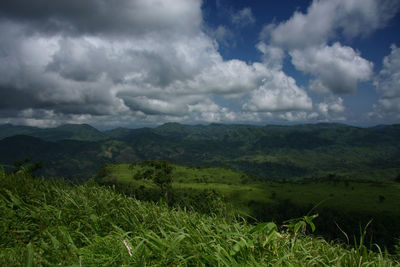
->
xmin=1 ymin=171 xmax=398 ymax=266
xmin=102 ymin=163 xmax=400 ymax=215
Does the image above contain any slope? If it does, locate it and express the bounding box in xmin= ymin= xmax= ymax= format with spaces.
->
xmin=0 ymin=122 xmax=399 ymax=180
xmin=95 ymin=161 xmax=400 ymax=251
xmin=1 ymin=171 xmax=398 ymax=266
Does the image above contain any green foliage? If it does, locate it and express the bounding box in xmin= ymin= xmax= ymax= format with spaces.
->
xmin=0 ymin=166 xmax=5 ymax=179
xmin=395 ymin=239 xmax=400 ymax=257
xmin=283 ymin=214 xmax=319 ymax=236
xmin=131 ymin=160 xmax=174 ymax=203
xmin=0 ymin=123 xmax=106 ymax=142
xmin=1 ymin=123 xmax=400 ymax=180
xmin=172 ymin=189 xmax=229 ymax=217
xmin=13 ymin=158 xmax=43 ymax=177
xmin=0 ymin=172 xmax=398 ymax=266
xmin=96 ymin=161 xmax=400 ymax=251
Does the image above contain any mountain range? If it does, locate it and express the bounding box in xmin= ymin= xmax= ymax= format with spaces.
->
xmin=0 ymin=122 xmax=399 ymax=180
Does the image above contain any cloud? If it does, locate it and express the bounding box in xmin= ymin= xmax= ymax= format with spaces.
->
xmin=256 ymin=42 xmax=285 ymax=70
xmin=207 ymin=5 xmax=255 ymax=48
xmin=243 ymin=70 xmax=312 ymax=112
xmin=185 ymin=61 xmax=268 ymax=95
xmin=374 ymin=45 xmax=400 ymax=99
xmin=210 ymin=25 xmax=234 ymax=47
xmin=261 ymin=0 xmax=398 ymax=96
xmin=291 ymin=43 xmax=373 ymax=94
xmin=370 ymin=45 xmax=400 ymax=120
xmin=267 ymin=0 xmax=400 ymax=50
xmin=316 ymin=96 xmax=346 ymax=120
xmin=271 ymin=96 xmax=347 ymax=123
xmin=0 ymin=0 xmax=317 ymax=127
xmin=0 ymin=0 xmax=203 ymax=36
xmin=231 ymin=7 xmax=255 ymax=27
xmin=5 ymin=0 xmax=388 ymax=127
xmin=0 ymin=23 xmax=129 ymax=116
xmin=188 ymin=99 xmax=250 ymax=123
xmin=214 ymin=25 xmax=231 ymax=39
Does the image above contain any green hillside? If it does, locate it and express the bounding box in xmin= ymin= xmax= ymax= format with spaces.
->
xmin=0 ymin=123 xmax=107 ymax=142
xmin=1 ymin=122 xmax=399 ymax=181
xmin=0 ymin=124 xmax=40 ymax=140
xmin=95 ymin=161 xmax=400 ymax=251
xmin=1 ymin=170 xmax=398 ymax=266
xmin=32 ymin=124 xmax=107 ymax=142
xmin=96 ymin=161 xmax=400 ymax=215
xmin=0 ymin=135 xmax=107 ymax=179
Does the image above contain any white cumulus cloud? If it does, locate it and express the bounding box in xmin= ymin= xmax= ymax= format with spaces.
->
xmin=291 ymin=43 xmax=373 ymax=94
xmin=243 ymin=70 xmax=312 ymax=112
xmin=371 ymin=45 xmax=400 ymax=120
xmin=317 ymin=97 xmax=346 ymax=120
xmin=261 ymin=0 xmax=398 ymax=97
xmin=268 ymin=0 xmax=400 ymax=50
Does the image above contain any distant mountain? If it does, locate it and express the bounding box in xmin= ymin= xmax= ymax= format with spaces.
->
xmin=0 ymin=135 xmax=52 ymax=160
xmin=103 ymin=127 xmax=134 ymax=140
xmin=104 ymin=127 xmax=153 ymax=141
xmin=0 ymin=123 xmax=106 ymax=142
xmin=31 ymin=124 xmax=106 ymax=141
xmin=0 ymin=124 xmax=40 ymax=140
xmin=0 ymin=122 xmax=399 ymax=180
xmin=0 ymin=134 xmax=107 ymax=179
xmin=154 ymin=122 xmax=265 ymax=140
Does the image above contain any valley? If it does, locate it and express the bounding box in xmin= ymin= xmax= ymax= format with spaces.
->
xmin=1 ymin=122 xmax=400 ymax=264
xmin=0 ymin=122 xmax=399 ymax=181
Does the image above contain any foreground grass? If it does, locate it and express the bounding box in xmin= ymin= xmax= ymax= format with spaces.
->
xmin=1 ymin=172 xmax=398 ymax=266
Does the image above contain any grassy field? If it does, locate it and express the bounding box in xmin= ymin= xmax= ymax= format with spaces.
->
xmin=1 ymin=170 xmax=399 ymax=266
xmin=104 ymin=163 xmax=248 ymax=184
xmin=98 ymin=162 xmax=400 ymax=216
xmin=95 ymin=161 xmax=400 ymax=252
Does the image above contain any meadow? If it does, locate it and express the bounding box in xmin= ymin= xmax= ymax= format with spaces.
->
xmin=1 ymin=169 xmax=399 ymax=266
xmin=96 ymin=161 xmax=400 ymax=252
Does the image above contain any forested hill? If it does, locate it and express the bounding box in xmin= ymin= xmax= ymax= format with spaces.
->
xmin=0 ymin=123 xmax=106 ymax=141
xmin=0 ymin=123 xmax=399 ymax=180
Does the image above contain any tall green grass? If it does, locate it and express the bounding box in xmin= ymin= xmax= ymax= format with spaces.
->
xmin=0 ymin=171 xmax=398 ymax=266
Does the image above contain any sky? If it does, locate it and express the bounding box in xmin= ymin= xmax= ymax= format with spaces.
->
xmin=0 ymin=0 xmax=399 ymax=128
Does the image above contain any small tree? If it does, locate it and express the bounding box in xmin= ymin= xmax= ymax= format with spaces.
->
xmin=153 ymin=161 xmax=173 ymax=203
xmin=133 ymin=160 xmax=174 ymax=203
